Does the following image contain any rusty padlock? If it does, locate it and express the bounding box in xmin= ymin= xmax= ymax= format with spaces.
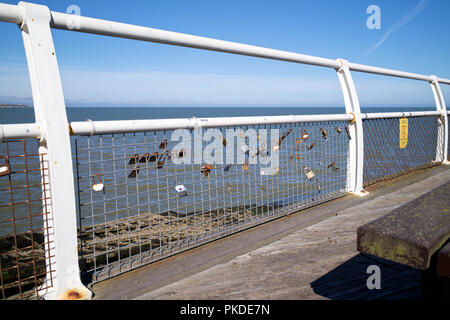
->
xmin=0 ymin=156 xmax=11 ymax=177
xmin=128 ymin=165 xmax=140 ymax=178
xmin=128 ymin=153 xmax=139 ymax=165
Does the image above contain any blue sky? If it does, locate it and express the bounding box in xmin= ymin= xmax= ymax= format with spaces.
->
xmin=0 ymin=0 xmax=450 ymax=107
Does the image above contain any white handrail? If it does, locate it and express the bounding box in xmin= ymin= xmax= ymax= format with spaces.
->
xmin=0 ymin=111 xmax=441 ymax=140
xmin=0 ymin=122 xmax=41 ymax=141
xmin=361 ymin=111 xmax=440 ymax=119
xmin=69 ymin=114 xmax=353 ymax=136
xmin=0 ymin=2 xmax=20 ymax=23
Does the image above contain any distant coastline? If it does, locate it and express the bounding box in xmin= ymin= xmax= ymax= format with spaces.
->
xmin=0 ymin=104 xmax=31 ymax=109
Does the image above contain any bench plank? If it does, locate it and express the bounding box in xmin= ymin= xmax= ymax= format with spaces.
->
xmin=357 ymin=181 xmax=450 ymax=270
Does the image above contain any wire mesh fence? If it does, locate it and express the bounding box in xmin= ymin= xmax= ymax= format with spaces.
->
xmin=74 ymin=121 xmax=349 ymax=282
xmin=0 ymin=114 xmax=445 ymax=293
xmin=363 ymin=115 xmax=441 ymax=186
xmin=0 ymin=139 xmax=54 ymax=300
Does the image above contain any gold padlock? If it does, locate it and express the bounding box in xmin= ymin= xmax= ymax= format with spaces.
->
xmin=304 ymin=167 xmax=315 ymax=180
xmin=0 ymin=156 xmax=11 ymax=177
xmin=320 ymin=128 xmax=328 ymax=140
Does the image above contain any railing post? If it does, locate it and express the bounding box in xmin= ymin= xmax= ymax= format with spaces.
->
xmin=18 ymin=1 xmax=92 ymax=299
xmin=335 ymin=59 xmax=369 ymax=197
xmin=429 ymin=75 xmax=449 ymax=164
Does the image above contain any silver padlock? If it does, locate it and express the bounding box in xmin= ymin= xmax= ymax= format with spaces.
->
xmin=92 ymin=174 xmax=104 ymax=192
xmin=175 ymin=184 xmax=187 ymax=197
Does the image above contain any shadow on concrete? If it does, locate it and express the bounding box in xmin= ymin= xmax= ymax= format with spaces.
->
xmin=311 ymin=254 xmax=423 ymax=300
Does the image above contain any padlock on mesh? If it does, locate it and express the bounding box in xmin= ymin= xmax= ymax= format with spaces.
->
xmin=304 ymin=167 xmax=315 ymax=180
xmin=175 ymin=184 xmax=187 ymax=197
xmin=92 ymin=174 xmax=104 ymax=192
xmin=320 ymin=128 xmax=328 ymax=140
xmin=300 ymin=129 xmax=309 ymax=140
xmin=0 ymin=156 xmax=11 ymax=177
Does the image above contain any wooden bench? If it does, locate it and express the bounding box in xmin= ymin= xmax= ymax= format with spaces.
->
xmin=357 ymin=180 xmax=450 ymax=276
xmin=437 ymin=241 xmax=450 ymax=278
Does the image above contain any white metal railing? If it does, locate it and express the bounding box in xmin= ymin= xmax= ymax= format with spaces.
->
xmin=361 ymin=111 xmax=441 ymax=119
xmin=0 ymin=1 xmax=449 ymax=299
xmin=362 ymin=114 xmax=443 ymax=185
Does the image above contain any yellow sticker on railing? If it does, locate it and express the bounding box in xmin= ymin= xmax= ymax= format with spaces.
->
xmin=399 ymin=118 xmax=408 ymax=149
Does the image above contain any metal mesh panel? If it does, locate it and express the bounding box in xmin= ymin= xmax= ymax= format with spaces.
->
xmin=74 ymin=121 xmax=349 ymax=282
xmin=0 ymin=139 xmax=54 ymax=300
xmin=363 ymin=116 xmax=440 ymax=186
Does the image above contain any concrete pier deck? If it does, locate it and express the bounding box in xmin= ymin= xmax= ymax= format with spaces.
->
xmin=91 ymin=165 xmax=450 ymax=300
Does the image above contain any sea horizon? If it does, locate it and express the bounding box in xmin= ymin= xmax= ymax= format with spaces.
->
xmin=0 ymin=105 xmax=437 ymax=125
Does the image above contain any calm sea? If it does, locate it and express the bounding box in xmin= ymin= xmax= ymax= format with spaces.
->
xmin=0 ymin=105 xmax=436 ymax=124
